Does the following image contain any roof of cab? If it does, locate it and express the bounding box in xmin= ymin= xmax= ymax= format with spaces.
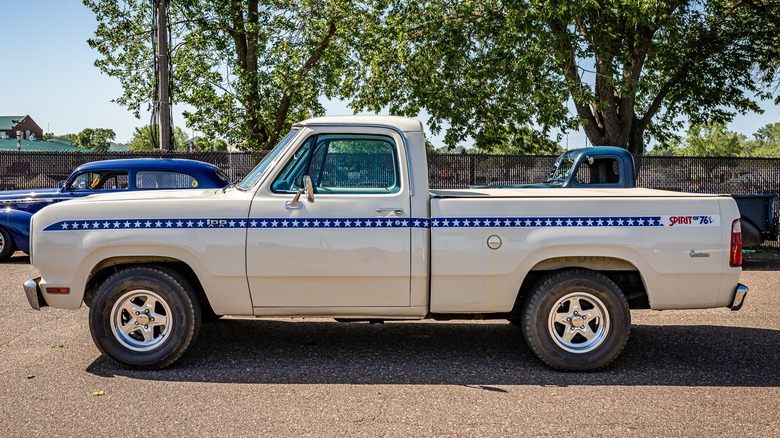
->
xmin=295 ymin=115 xmax=424 ymax=132
xmin=561 ymin=146 xmax=634 ymax=160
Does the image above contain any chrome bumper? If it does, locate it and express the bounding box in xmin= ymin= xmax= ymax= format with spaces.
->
xmin=24 ymin=277 xmax=47 ymax=310
xmin=730 ymin=283 xmax=749 ymax=311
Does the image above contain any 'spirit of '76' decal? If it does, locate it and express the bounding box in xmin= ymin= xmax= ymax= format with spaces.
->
xmin=661 ymin=215 xmax=720 ymax=227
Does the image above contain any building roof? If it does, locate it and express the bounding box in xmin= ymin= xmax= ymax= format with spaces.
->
xmin=0 ymin=116 xmax=27 ymax=130
xmin=0 ymin=138 xmax=80 ymax=151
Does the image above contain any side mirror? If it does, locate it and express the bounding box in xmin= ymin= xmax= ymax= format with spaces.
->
xmin=303 ymin=175 xmax=314 ymax=203
xmin=57 ymin=181 xmax=65 ymax=189
xmin=285 ymin=175 xmax=315 ymax=209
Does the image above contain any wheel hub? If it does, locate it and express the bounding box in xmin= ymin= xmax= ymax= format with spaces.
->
xmin=136 ymin=312 xmax=151 ymax=325
xmin=568 ymin=314 xmax=586 ymax=328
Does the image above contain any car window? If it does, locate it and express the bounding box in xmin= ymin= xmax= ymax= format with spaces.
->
xmin=69 ymin=172 xmax=128 ymax=191
xmin=272 ymin=134 xmax=401 ymax=195
xmin=135 ymin=171 xmax=200 ymax=189
xmin=575 ymin=158 xmax=620 ymax=185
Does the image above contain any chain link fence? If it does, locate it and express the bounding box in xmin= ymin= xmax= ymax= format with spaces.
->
xmin=1 ymin=150 xmax=778 ymax=246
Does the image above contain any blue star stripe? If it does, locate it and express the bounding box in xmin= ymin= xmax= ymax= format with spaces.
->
xmin=42 ymin=216 xmax=666 ymax=232
xmin=430 ymin=216 xmax=664 ymax=228
xmin=43 ymin=217 xmax=433 ymax=232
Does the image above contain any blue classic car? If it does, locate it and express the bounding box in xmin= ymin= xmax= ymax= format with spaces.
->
xmin=0 ymin=158 xmax=230 ymax=260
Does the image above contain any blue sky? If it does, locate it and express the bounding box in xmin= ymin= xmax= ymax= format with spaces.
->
xmin=1 ymin=1 xmax=777 ymax=147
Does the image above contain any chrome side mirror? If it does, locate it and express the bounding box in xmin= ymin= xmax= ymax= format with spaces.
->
xmin=285 ymin=175 xmax=314 ymax=209
xmin=303 ymin=175 xmax=314 ymax=203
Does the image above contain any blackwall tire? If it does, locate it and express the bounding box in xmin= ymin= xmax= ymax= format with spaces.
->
xmin=88 ymin=266 xmax=201 ymax=369
xmin=0 ymin=227 xmax=15 ymax=262
xmin=521 ymin=269 xmax=631 ymax=371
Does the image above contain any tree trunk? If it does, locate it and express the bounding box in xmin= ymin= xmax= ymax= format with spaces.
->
xmin=627 ymin=118 xmax=645 ymax=155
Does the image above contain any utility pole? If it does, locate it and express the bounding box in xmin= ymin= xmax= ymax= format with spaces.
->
xmin=155 ymin=0 xmax=172 ymax=150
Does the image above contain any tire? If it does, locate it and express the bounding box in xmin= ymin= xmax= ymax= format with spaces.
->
xmin=0 ymin=227 xmax=16 ymax=262
xmin=88 ymin=266 xmax=201 ymax=369
xmin=521 ymin=269 xmax=630 ymax=371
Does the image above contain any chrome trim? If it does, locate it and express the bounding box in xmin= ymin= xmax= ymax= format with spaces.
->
xmin=376 ymin=208 xmax=405 ymax=216
xmin=292 ymin=122 xmax=416 ymax=197
xmin=23 ymin=277 xmax=46 ymax=310
xmin=730 ymin=283 xmax=749 ymax=311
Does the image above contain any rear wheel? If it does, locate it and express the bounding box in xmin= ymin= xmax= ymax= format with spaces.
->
xmin=89 ymin=266 xmax=201 ymax=369
xmin=521 ymin=269 xmax=630 ymax=371
xmin=0 ymin=227 xmax=15 ymax=262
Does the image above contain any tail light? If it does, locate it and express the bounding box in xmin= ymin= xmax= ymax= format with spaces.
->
xmin=730 ymin=219 xmax=742 ymax=268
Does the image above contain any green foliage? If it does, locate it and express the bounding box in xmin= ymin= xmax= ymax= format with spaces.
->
xmin=648 ymin=122 xmax=780 ymax=157
xmin=84 ymin=0 xmax=365 ymax=150
xmin=347 ymin=1 xmax=780 ymax=155
xmin=678 ymin=123 xmax=747 ymax=157
xmin=193 ymin=137 xmax=229 ymax=151
xmin=128 ymin=126 xmax=190 ymax=151
xmin=744 ymin=122 xmax=780 ymax=158
xmin=75 ymin=128 xmax=116 ymax=152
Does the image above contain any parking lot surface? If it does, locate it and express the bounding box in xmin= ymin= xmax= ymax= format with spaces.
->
xmin=1 ymin=252 xmax=778 ymax=436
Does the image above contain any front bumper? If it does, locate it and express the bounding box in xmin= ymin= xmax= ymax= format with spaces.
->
xmin=730 ymin=283 xmax=749 ymax=311
xmin=24 ymin=277 xmax=47 ymax=310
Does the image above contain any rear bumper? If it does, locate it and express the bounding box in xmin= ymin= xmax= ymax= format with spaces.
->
xmin=24 ymin=277 xmax=47 ymax=310
xmin=730 ymin=283 xmax=749 ymax=311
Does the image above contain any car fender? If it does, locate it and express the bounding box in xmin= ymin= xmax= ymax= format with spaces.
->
xmin=0 ymin=209 xmax=32 ymax=253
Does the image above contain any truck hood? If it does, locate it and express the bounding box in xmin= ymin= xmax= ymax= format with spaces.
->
xmin=0 ymin=188 xmax=61 ymax=204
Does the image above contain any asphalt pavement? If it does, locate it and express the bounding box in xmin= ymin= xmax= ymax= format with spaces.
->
xmin=0 ymin=252 xmax=778 ymax=437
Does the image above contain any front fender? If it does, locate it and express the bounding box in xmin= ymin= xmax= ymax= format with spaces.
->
xmin=0 ymin=209 xmax=32 ymax=253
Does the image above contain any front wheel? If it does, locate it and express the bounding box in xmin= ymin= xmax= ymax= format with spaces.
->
xmin=521 ymin=269 xmax=631 ymax=371
xmin=89 ymin=266 xmax=201 ymax=369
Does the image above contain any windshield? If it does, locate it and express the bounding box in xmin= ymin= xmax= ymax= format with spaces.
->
xmin=546 ymin=156 xmax=575 ymax=183
xmin=237 ymin=129 xmax=299 ymax=190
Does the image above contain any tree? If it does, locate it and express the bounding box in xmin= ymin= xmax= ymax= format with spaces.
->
xmin=743 ymin=122 xmax=780 ymax=157
xmin=76 ymin=128 xmax=116 ymax=152
xmin=678 ymin=123 xmax=746 ymax=156
xmin=347 ymin=1 xmax=780 ymax=154
xmin=84 ymin=0 xmax=366 ymax=150
xmin=128 ymin=125 xmax=190 ymax=151
xmin=193 ymin=137 xmax=229 ymax=151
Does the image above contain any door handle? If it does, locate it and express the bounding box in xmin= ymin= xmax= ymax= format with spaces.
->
xmin=376 ymin=208 xmax=405 ymax=216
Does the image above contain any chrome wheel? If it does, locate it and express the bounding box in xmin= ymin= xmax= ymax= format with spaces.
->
xmin=547 ymin=292 xmax=610 ymax=354
xmin=110 ymin=290 xmax=172 ymax=352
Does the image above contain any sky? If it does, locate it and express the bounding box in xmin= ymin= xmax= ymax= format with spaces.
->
xmin=1 ymin=1 xmax=778 ymax=148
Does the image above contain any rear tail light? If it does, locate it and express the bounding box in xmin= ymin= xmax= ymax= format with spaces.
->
xmin=730 ymin=219 xmax=742 ymax=268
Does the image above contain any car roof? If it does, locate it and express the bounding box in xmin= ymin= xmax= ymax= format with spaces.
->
xmin=73 ymin=158 xmax=221 ymax=173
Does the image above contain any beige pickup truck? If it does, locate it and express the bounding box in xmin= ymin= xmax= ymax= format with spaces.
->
xmin=25 ymin=116 xmax=748 ymax=371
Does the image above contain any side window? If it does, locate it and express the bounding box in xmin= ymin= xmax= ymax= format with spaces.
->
xmin=135 ymin=171 xmax=199 ymax=189
xmin=69 ymin=172 xmax=128 ymax=191
xmin=575 ymin=158 xmax=620 ymax=185
xmin=272 ymin=134 xmax=401 ymax=194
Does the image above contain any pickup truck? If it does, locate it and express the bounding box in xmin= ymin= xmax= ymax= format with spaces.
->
xmin=24 ymin=116 xmax=748 ymax=371
xmin=0 ymin=158 xmax=230 ymax=261
xmin=489 ymin=146 xmax=777 ymax=248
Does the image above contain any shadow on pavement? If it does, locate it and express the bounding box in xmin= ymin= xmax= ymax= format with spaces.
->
xmin=742 ymin=251 xmax=780 ymax=271
xmin=87 ymin=319 xmax=780 ymax=387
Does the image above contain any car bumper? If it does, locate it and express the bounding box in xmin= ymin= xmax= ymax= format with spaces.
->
xmin=730 ymin=283 xmax=749 ymax=311
xmin=24 ymin=277 xmax=47 ymax=310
